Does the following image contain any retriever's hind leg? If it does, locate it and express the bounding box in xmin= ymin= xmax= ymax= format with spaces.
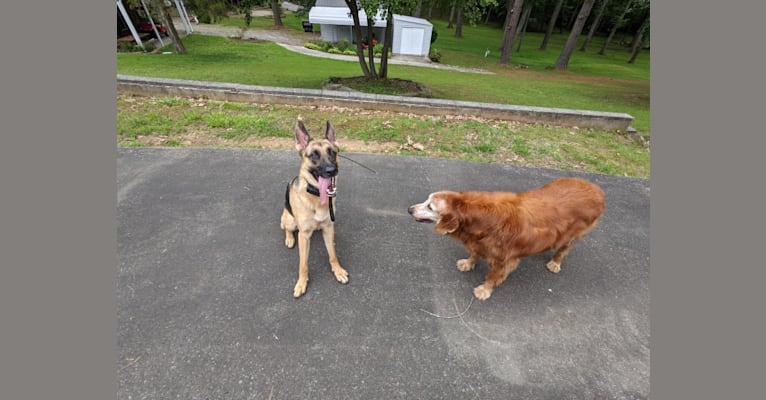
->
xmin=547 ymin=218 xmax=601 ymax=273
xmin=546 ymin=241 xmax=574 ymax=273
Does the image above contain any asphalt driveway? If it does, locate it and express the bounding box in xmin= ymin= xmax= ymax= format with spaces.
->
xmin=117 ymin=148 xmax=649 ymax=399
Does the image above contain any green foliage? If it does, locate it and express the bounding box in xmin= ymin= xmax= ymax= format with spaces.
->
xmin=185 ymin=0 xmax=228 ymax=24
xmin=461 ymin=0 xmax=501 ymax=26
xmin=336 ymin=39 xmax=351 ymax=52
xmin=240 ymin=0 xmax=256 ymax=26
xmin=428 ymin=47 xmax=442 ymax=63
xmin=304 ymin=42 xmax=323 ymax=51
xmin=117 ymin=41 xmax=143 ymax=53
xmin=372 ymin=43 xmax=387 ymax=57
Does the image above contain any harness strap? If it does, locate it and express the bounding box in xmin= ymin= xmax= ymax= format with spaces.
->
xmin=284 ymin=176 xmax=297 ymax=217
xmin=284 ymin=177 xmax=336 ymax=222
xmin=306 ymin=183 xmax=335 ymax=222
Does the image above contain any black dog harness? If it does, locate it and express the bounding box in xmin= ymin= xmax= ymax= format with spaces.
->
xmin=284 ymin=176 xmax=336 ymax=222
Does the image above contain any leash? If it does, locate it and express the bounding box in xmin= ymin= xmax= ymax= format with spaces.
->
xmin=284 ymin=155 xmax=373 ymax=223
xmin=339 ymin=154 xmax=377 ymax=175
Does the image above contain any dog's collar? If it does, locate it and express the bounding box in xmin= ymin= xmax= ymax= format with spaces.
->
xmin=305 ymin=177 xmax=337 ymax=222
xmin=305 ymin=177 xmax=337 ymax=198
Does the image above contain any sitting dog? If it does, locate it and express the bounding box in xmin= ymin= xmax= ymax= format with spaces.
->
xmin=408 ymin=177 xmax=605 ymax=300
xmin=280 ymin=119 xmax=349 ymax=298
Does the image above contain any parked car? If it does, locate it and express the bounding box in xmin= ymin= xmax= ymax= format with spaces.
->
xmin=136 ymin=19 xmax=168 ymax=36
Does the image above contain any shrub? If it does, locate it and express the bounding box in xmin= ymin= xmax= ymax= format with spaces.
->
xmin=304 ymin=42 xmax=323 ymax=51
xmin=336 ymin=39 xmax=350 ymax=51
xmin=428 ymin=47 xmax=442 ymax=63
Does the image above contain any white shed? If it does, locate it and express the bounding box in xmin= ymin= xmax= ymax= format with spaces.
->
xmin=390 ymin=15 xmax=433 ymax=57
xmin=308 ymin=0 xmax=432 ymax=57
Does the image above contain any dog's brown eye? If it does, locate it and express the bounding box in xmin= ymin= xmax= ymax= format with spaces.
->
xmin=309 ymin=150 xmax=320 ymax=161
xmin=327 ymin=148 xmax=336 ymax=158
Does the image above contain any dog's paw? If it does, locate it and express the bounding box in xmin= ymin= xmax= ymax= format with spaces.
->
xmin=456 ymin=258 xmax=476 ymax=272
xmin=473 ymin=285 xmax=493 ymax=301
xmin=546 ymin=260 xmax=561 ymax=273
xmin=285 ymin=235 xmax=295 ymax=249
xmin=293 ymin=280 xmax=308 ymax=298
xmin=333 ymin=267 xmax=349 ymax=284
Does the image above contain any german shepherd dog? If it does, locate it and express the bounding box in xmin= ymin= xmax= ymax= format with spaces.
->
xmin=280 ymin=120 xmax=349 ymax=298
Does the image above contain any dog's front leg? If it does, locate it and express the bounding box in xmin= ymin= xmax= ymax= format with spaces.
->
xmin=456 ymin=254 xmax=479 ymax=272
xmin=321 ymin=224 xmax=349 ymax=284
xmin=293 ymin=229 xmax=312 ymax=298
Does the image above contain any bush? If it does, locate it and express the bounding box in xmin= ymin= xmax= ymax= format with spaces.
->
xmin=336 ymin=39 xmax=350 ymax=51
xmin=304 ymin=42 xmax=323 ymax=51
xmin=118 ymin=41 xmax=144 ymax=53
xmin=428 ymin=47 xmax=442 ymax=63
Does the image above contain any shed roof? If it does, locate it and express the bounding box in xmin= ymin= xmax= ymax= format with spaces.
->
xmin=308 ymin=6 xmax=387 ymax=27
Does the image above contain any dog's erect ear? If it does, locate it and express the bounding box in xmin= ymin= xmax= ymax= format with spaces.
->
xmin=325 ymin=120 xmax=337 ymax=146
xmin=295 ymin=120 xmax=312 ymax=151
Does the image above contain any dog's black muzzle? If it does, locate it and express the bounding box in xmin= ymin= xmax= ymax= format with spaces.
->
xmin=312 ymin=162 xmax=338 ymax=180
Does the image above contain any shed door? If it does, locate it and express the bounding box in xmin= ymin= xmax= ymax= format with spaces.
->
xmin=400 ymin=27 xmax=424 ymax=55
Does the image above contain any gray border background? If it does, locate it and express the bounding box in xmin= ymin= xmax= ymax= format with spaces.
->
xmin=1 ymin=1 xmax=117 ymax=399
xmin=2 ymin=1 xmax=765 ymax=399
xmin=652 ymin=1 xmax=765 ymax=399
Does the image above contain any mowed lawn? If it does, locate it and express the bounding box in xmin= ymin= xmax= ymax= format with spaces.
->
xmin=117 ymin=16 xmax=650 ymax=134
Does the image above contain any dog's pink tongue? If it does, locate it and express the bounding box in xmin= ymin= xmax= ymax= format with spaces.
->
xmin=318 ymin=177 xmax=331 ymax=205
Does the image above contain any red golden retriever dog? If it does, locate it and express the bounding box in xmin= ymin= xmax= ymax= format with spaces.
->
xmin=408 ymin=177 xmax=605 ymax=300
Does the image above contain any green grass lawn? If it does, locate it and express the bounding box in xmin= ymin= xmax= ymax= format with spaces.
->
xmin=116 ymin=14 xmax=650 ymax=177
xmin=118 ymin=30 xmax=649 ymax=133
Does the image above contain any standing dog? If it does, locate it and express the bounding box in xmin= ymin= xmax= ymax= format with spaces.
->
xmin=281 ymin=120 xmax=349 ymax=298
xmin=408 ymin=177 xmax=605 ymax=300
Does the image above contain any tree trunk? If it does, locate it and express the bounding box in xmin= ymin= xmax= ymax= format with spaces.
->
xmin=599 ymin=0 xmax=632 ymax=55
xmin=152 ymin=0 xmax=185 ymax=53
xmin=515 ymin=4 xmax=532 ymax=52
xmin=540 ymin=0 xmax=564 ymax=51
xmin=499 ymin=0 xmax=512 ymax=50
xmin=447 ymin=0 xmax=457 ymax=28
xmin=366 ymin=17 xmax=378 ymax=78
xmin=627 ymin=16 xmax=648 ymax=63
xmin=271 ymin=1 xmax=283 ymax=27
xmin=345 ymin=0 xmax=372 ymax=78
xmin=580 ymin=0 xmax=608 ymax=51
xmin=454 ymin=4 xmax=464 ymax=38
xmin=566 ymin=0 xmax=585 ymax=30
xmin=628 ymin=14 xmax=647 ymax=50
xmin=413 ymin=0 xmax=423 ymax=17
xmin=554 ymin=0 xmax=595 ymax=70
xmin=499 ymin=0 xmax=525 ymax=64
xmin=380 ymin=11 xmax=395 ymax=78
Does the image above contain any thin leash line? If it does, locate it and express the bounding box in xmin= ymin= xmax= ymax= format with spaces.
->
xmin=339 ymin=154 xmax=377 ymax=175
